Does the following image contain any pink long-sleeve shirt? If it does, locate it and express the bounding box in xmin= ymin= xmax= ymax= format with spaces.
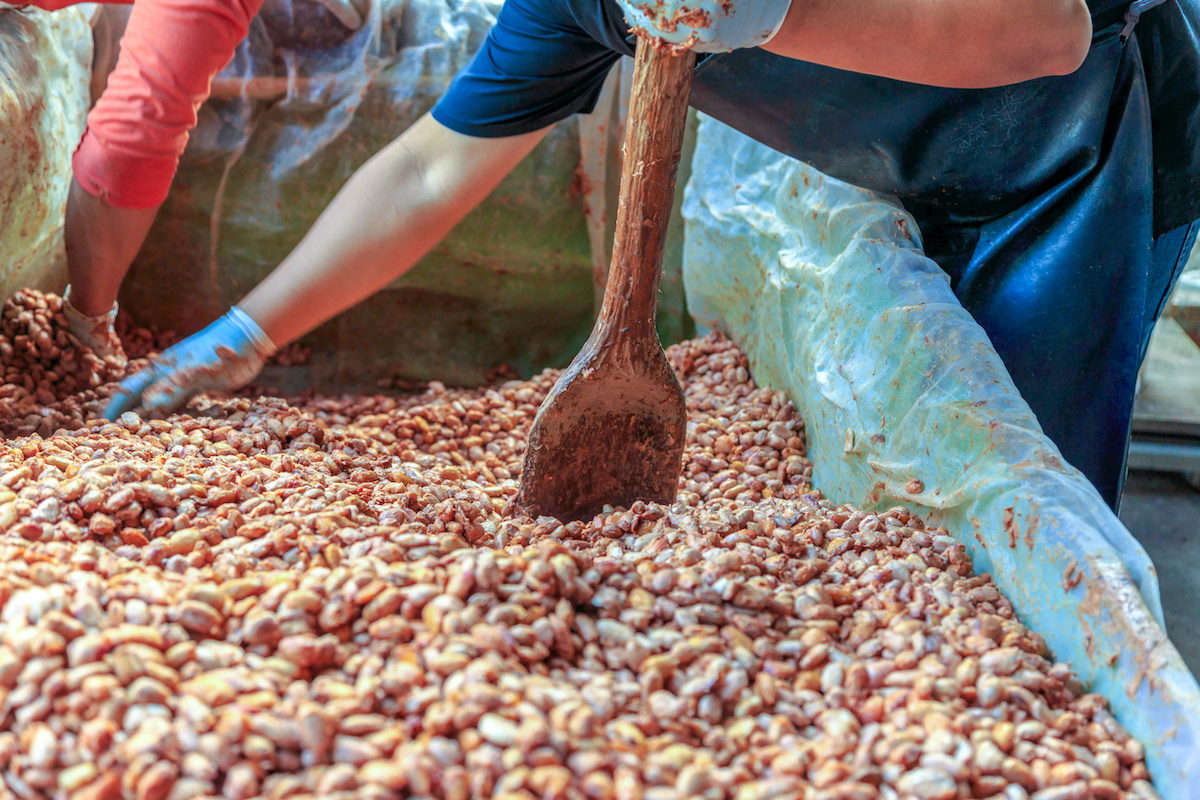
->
xmin=24 ymin=0 xmax=262 ymax=208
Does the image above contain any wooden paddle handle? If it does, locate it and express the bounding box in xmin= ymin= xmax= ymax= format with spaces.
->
xmin=597 ymin=40 xmax=696 ymax=339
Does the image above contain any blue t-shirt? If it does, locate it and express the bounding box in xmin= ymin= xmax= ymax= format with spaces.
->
xmin=432 ymin=0 xmax=643 ymax=137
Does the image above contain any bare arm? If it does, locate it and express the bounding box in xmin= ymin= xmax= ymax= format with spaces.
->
xmin=762 ymin=0 xmax=1092 ymax=88
xmin=239 ymin=114 xmax=551 ymax=346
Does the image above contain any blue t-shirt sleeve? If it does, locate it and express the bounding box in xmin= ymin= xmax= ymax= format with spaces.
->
xmin=432 ymin=0 xmax=635 ymax=138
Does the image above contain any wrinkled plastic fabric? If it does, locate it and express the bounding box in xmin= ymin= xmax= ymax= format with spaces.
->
xmin=689 ymin=21 xmax=1162 ymax=510
xmin=0 ymin=6 xmax=91 ymax=298
xmin=117 ymin=0 xmax=688 ymax=388
xmin=683 ymin=117 xmax=1200 ymax=798
xmin=119 ymin=0 xmax=587 ymax=387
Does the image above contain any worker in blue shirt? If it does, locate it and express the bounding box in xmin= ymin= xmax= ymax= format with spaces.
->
xmin=106 ymin=0 xmax=1200 ymax=510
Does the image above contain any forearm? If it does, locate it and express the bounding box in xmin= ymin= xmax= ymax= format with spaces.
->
xmin=64 ymin=180 xmax=159 ymax=317
xmin=239 ymin=114 xmax=549 ymax=346
xmin=762 ymin=0 xmax=1092 ymax=88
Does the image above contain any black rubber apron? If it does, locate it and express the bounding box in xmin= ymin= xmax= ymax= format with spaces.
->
xmin=690 ymin=7 xmax=1198 ymax=509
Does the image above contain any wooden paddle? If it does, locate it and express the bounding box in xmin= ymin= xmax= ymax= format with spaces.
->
xmin=516 ymin=39 xmax=695 ymax=522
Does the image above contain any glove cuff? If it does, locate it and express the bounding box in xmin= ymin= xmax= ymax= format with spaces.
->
xmin=627 ymin=0 xmax=793 ymax=52
xmin=62 ymin=285 xmax=127 ymax=365
xmin=758 ymin=0 xmax=791 ymax=47
xmin=227 ymin=307 xmax=278 ymax=359
xmin=62 ymin=285 xmax=119 ymax=327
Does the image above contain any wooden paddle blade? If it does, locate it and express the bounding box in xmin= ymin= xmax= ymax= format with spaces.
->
xmin=516 ymin=342 xmax=687 ymax=522
xmin=516 ymin=41 xmax=694 ymax=523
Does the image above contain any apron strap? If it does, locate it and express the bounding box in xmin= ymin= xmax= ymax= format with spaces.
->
xmin=1122 ymin=0 xmax=1170 ymax=41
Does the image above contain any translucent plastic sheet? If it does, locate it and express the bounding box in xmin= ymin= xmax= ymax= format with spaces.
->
xmin=118 ymin=0 xmax=689 ymax=388
xmin=683 ymin=117 xmax=1200 ymax=797
xmin=0 ymin=6 xmax=91 ymax=298
xmin=113 ymin=0 xmax=587 ymax=387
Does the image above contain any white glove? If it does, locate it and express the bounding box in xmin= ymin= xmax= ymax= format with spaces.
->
xmin=616 ymin=0 xmax=793 ymax=52
xmin=63 ymin=285 xmax=126 ymax=367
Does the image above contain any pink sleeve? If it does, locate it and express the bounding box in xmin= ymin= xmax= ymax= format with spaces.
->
xmin=19 ymin=0 xmax=132 ymax=9
xmin=72 ymin=0 xmax=264 ymax=208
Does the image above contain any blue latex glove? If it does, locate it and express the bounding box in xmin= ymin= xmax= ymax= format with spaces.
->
xmin=104 ymin=307 xmax=275 ymax=419
xmin=616 ymin=0 xmax=792 ymax=52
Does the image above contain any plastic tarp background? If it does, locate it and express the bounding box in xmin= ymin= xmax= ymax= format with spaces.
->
xmin=118 ymin=0 xmax=691 ymax=389
xmin=683 ymin=117 xmax=1200 ymax=797
xmin=0 ymin=5 xmax=91 ymax=299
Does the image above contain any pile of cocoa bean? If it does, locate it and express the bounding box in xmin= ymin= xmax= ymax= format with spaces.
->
xmin=0 ymin=290 xmax=130 ymax=439
xmin=0 ymin=291 xmax=308 ymax=439
xmin=0 ymin=290 xmax=1157 ymax=800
